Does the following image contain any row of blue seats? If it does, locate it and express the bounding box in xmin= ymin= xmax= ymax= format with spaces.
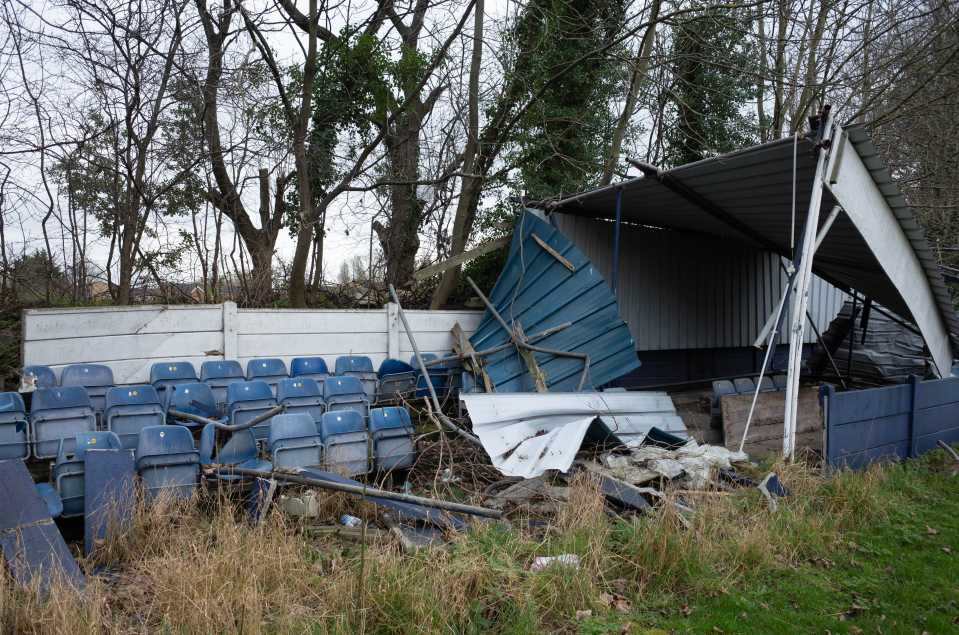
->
xmin=41 ymin=408 xmax=415 ymax=518
xmin=1 ymin=375 xmax=379 ymax=460
xmin=23 ymin=354 xmax=460 ymax=410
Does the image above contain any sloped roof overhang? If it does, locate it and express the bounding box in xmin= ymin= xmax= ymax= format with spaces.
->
xmin=548 ymin=125 xmax=957 ymax=375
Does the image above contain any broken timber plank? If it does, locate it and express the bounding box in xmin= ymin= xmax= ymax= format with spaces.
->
xmin=413 ymin=236 xmax=511 ymax=281
xmin=514 ymin=322 xmax=548 ymax=392
xmin=531 ymin=233 xmax=575 ymax=272
xmin=451 ymin=322 xmax=493 ymax=392
xmin=721 ymin=388 xmax=822 ymax=456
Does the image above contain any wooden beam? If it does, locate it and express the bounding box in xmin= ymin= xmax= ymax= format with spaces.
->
xmin=412 ymin=236 xmax=510 ymax=281
xmin=531 ymin=233 xmax=575 ymax=272
xmin=515 ymin=322 xmax=548 ymax=392
xmin=451 ymin=322 xmax=493 ymax=392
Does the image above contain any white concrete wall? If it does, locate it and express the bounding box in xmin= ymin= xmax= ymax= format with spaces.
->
xmin=21 ymin=303 xmax=484 ymax=385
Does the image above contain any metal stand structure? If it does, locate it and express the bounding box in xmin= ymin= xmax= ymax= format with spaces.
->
xmin=783 ymin=107 xmax=835 ymax=460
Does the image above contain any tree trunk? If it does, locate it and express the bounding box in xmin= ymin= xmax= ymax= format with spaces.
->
xmin=286 ymin=0 xmax=318 ymax=308
xmin=601 ymin=0 xmax=660 ymax=185
xmin=376 ymin=109 xmax=423 ymax=288
xmin=429 ymin=174 xmax=481 ymax=308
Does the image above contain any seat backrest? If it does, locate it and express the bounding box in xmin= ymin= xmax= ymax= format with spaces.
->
xmin=136 ymin=425 xmax=195 ymax=461
xmin=412 ymin=353 xmax=450 ymax=375
xmin=0 ymin=391 xmax=26 ymax=415
xmin=23 ymin=365 xmax=57 ymax=389
xmin=60 ymin=364 xmax=114 ymax=388
xmin=216 ymin=428 xmax=259 ymax=465
xmin=227 ymin=380 xmax=274 ymax=406
xmin=290 ymin=357 xmax=329 ymax=378
xmin=335 ymin=355 xmax=374 ymax=375
xmin=246 ymin=358 xmax=288 ymax=380
xmin=105 ymin=385 xmax=161 ymax=411
xmin=321 ymin=410 xmax=365 ymax=437
xmin=65 ymin=431 xmax=122 ymax=462
xmin=269 ymin=413 xmax=319 ymax=447
xmin=369 ymin=406 xmax=412 ymax=432
xmin=149 ymin=361 xmax=199 ymax=385
xmin=31 ymin=386 xmax=92 ymax=413
xmin=378 ymin=358 xmax=414 ymax=378
xmin=200 ymin=360 xmax=244 ymax=381
xmin=276 ymin=378 xmax=322 ymax=403
xmin=165 ymin=382 xmax=218 ymax=418
xmin=323 ymin=376 xmax=366 ymax=400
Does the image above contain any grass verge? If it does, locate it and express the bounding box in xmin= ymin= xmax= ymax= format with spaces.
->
xmin=2 ymin=450 xmax=957 ymax=634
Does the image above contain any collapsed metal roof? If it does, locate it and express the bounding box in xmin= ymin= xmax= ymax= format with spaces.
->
xmin=469 ymin=211 xmax=641 ymax=391
xmin=550 ymin=124 xmax=957 ymax=375
xmin=461 ymin=391 xmax=687 ymax=478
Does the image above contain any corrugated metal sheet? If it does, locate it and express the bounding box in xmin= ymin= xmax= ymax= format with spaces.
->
xmin=844 ymin=127 xmax=959 ymax=344
xmin=460 ymin=391 xmax=687 ymax=478
xmin=549 ymin=126 xmax=958 ymax=361
xmin=552 ymin=214 xmax=846 ymax=349
xmin=469 ymin=212 xmax=640 ymax=391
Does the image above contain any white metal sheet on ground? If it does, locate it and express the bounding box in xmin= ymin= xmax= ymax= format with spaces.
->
xmin=461 ymin=392 xmax=687 ymax=478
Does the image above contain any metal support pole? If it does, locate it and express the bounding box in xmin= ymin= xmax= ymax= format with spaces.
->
xmin=388 ymin=285 xmax=482 ymax=447
xmin=168 ymin=405 xmax=283 ymax=432
xmin=754 ymin=205 xmax=842 ymax=349
xmin=221 ymin=467 xmax=503 ymax=519
xmin=784 ymin=106 xmax=835 ymax=460
xmin=847 ymin=292 xmax=859 ymax=377
xmin=612 ymin=188 xmax=623 ymax=294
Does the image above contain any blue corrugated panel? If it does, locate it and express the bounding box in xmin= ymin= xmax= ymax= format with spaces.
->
xmin=469 ymin=212 xmax=640 ymax=392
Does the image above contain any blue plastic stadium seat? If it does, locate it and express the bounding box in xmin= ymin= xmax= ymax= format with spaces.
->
xmin=104 ymin=385 xmax=164 ymax=450
xmin=200 ymin=360 xmax=245 ymax=409
xmin=369 ymin=407 xmax=415 ymax=472
xmin=460 ymin=371 xmax=481 ymax=394
xmin=22 ymin=365 xmax=56 ymax=390
xmin=135 ymin=425 xmax=200 ymax=501
xmin=30 ymin=387 xmax=97 ymax=459
xmin=276 ymin=378 xmax=324 ymax=425
xmin=245 ymin=358 xmax=288 ymax=396
xmin=334 ymin=355 xmax=377 ymax=398
xmin=268 ymin=413 xmax=322 ymax=469
xmin=164 ymin=382 xmax=222 ymax=429
xmin=411 ymin=354 xmax=450 ymax=398
xmin=60 ymin=364 xmax=114 ymax=417
xmin=756 ymin=376 xmax=776 ymax=392
xmin=290 ymin=357 xmax=330 ymax=391
xmin=710 ymin=379 xmax=736 ymax=422
xmin=323 ymin=376 xmax=370 ymax=420
xmin=150 ymin=361 xmax=199 ymax=400
xmin=733 ymin=377 xmax=756 ymax=394
xmin=54 ymin=431 xmax=123 ymax=517
xmin=772 ymin=374 xmax=788 ymax=390
xmin=227 ymin=381 xmax=277 ymax=442
xmin=199 ymin=424 xmax=272 ymax=477
xmin=0 ymin=392 xmax=29 ymax=460
xmin=376 ymin=358 xmax=416 ymax=403
xmin=320 ymin=410 xmax=369 ymax=476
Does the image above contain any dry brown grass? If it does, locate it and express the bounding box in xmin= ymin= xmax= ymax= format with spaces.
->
xmin=0 ymin=459 xmax=899 ymax=634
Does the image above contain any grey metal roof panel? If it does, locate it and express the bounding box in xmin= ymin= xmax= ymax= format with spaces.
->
xmin=549 ymin=127 xmax=959 ymax=352
xmin=461 ymin=391 xmax=687 ymax=478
